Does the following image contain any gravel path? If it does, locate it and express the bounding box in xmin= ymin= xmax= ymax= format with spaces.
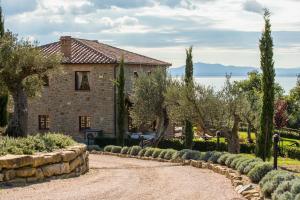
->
xmin=0 ymin=154 xmax=244 ymax=200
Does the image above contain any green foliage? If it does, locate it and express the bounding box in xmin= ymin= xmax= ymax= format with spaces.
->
xmin=257 ymin=9 xmax=275 ymax=161
xmin=0 ymin=94 xmax=8 ymax=127
xmin=129 ymin=146 xmax=142 ymax=156
xmin=234 ymin=157 xmax=251 ymax=170
xmin=164 ymin=149 xmax=177 ymax=160
xmin=138 ymin=148 xmax=148 ymax=157
xmin=247 ymin=162 xmax=273 ymax=183
xmin=144 ymin=148 xmax=155 ymax=157
xmin=285 ymin=146 xmax=300 ymax=160
xmin=121 ymin=146 xmax=130 ymax=154
xmin=181 ymin=149 xmax=201 ymax=160
xmin=217 ymin=153 xmax=231 ymax=165
xmin=184 ymin=120 xmax=193 ymax=149
xmin=111 ymin=146 xmax=122 ymax=153
xmin=0 ymin=133 xmax=76 ymax=156
xmin=152 ymin=148 xmax=163 ymax=158
xmin=158 ymin=149 xmax=168 ymax=159
xmin=0 ymin=32 xmax=61 ymax=137
xmin=104 ymin=145 xmax=113 ymax=152
xmin=243 ymin=160 xmax=263 ymax=174
xmin=237 ymin=158 xmax=262 ymax=174
xmin=225 ymin=154 xmax=242 ymax=167
xmin=207 ymin=151 xmax=224 ymax=163
xmin=130 ymin=68 xmax=169 ymax=138
xmin=117 ymin=56 xmax=125 ymax=146
xmin=260 ymin=170 xmax=295 ymax=198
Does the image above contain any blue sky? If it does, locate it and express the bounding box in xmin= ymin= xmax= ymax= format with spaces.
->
xmin=2 ymin=0 xmax=300 ymax=68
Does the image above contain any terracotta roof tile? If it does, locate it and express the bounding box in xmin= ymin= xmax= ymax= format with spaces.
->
xmin=40 ymin=37 xmax=171 ymax=66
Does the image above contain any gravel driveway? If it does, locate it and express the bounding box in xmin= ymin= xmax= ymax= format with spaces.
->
xmin=0 ymin=154 xmax=244 ymax=200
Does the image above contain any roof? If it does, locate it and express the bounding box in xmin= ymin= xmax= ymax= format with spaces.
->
xmin=40 ymin=37 xmax=171 ymax=66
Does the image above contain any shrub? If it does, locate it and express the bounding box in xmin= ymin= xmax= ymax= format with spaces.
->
xmin=111 ymin=146 xmax=122 ymax=153
xmin=229 ymin=156 xmax=247 ymax=169
xmin=158 ymin=139 xmax=185 ymax=150
xmin=277 ymin=192 xmax=294 ymax=200
xmin=295 ymin=194 xmax=300 ymax=200
xmin=129 ymin=146 xmax=142 ymax=156
xmin=291 ymin=179 xmax=300 ymax=196
xmin=152 ymin=148 xmax=163 ymax=158
xmin=237 ymin=158 xmax=262 ymax=174
xmin=173 ymin=149 xmax=190 ymax=160
xmin=193 ymin=140 xmax=227 ymax=152
xmin=285 ymin=147 xmax=300 ymax=160
xmin=104 ymin=145 xmax=113 ymax=152
xmin=121 ymin=146 xmax=130 ymax=154
xmin=248 ymin=163 xmax=273 ymax=183
xmin=138 ymin=148 xmax=148 ymax=157
xmin=144 ymin=148 xmax=155 ymax=157
xmin=260 ymin=171 xmax=295 ymax=198
xmin=158 ymin=149 xmax=168 ymax=159
xmin=182 ymin=150 xmax=201 ymax=160
xmin=240 ymin=143 xmax=256 ymax=153
xmin=200 ymin=151 xmax=213 ymax=162
xmin=207 ymin=151 xmax=224 ymax=163
xmin=164 ymin=149 xmax=177 ymax=160
xmin=272 ymin=180 xmax=295 ymax=200
xmin=225 ymin=154 xmax=241 ymax=167
xmin=217 ymin=153 xmax=231 ymax=165
xmin=243 ymin=160 xmax=263 ymax=174
xmin=233 ymin=157 xmax=251 ymax=170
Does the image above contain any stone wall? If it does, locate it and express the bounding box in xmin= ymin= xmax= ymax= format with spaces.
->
xmin=0 ymin=144 xmax=89 ymax=186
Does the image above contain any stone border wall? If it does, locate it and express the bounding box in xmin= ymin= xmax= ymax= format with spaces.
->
xmin=0 ymin=144 xmax=89 ymax=186
xmin=93 ymin=151 xmax=262 ymax=200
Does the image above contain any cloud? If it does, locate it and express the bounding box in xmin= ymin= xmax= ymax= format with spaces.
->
xmin=243 ymin=0 xmax=263 ymax=14
xmin=2 ymin=0 xmax=37 ymax=15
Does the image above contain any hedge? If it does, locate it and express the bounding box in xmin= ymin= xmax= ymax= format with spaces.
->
xmin=285 ymin=146 xmax=300 ymax=160
xmin=274 ymin=129 xmax=300 ymax=140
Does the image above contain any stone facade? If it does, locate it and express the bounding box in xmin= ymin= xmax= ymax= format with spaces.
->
xmin=27 ymin=63 xmax=158 ymax=141
xmin=0 ymin=144 xmax=88 ymax=186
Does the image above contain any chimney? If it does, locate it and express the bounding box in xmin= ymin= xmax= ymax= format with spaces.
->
xmin=60 ymin=36 xmax=72 ymax=59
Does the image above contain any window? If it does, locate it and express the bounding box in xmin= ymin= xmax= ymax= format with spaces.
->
xmin=42 ymin=75 xmax=49 ymax=87
xmin=79 ymin=116 xmax=91 ymax=130
xmin=39 ymin=115 xmax=49 ymax=130
xmin=133 ymin=71 xmax=138 ymax=78
xmin=75 ymin=71 xmax=90 ymax=91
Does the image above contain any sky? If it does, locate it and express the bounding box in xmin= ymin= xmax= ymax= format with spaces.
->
xmin=2 ymin=0 xmax=300 ymax=68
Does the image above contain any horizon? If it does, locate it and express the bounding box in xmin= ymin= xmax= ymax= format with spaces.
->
xmin=2 ymin=0 xmax=300 ymax=68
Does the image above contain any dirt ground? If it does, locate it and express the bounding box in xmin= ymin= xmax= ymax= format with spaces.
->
xmin=0 ymin=154 xmax=245 ymax=200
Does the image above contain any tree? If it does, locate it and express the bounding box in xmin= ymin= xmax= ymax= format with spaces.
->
xmin=0 ymin=5 xmax=8 ymax=128
xmin=184 ymin=46 xmax=194 ymax=149
xmin=117 ymin=56 xmax=125 ymax=146
xmin=130 ymin=68 xmax=169 ymax=144
xmin=0 ymin=32 xmax=61 ymax=137
xmin=256 ymin=9 xmax=275 ymax=161
xmin=286 ymin=75 xmax=300 ymax=129
xmin=274 ymin=99 xmax=288 ymax=129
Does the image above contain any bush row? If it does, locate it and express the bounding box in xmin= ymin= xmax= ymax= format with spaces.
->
xmin=285 ymin=147 xmax=300 ymax=160
xmin=259 ymin=170 xmax=300 ymax=200
xmin=274 ymin=129 xmax=300 ymax=140
xmin=0 ymin=133 xmax=77 ymax=156
xmin=103 ymin=145 xmax=277 ymax=184
xmin=96 ymin=137 xmax=255 ymax=153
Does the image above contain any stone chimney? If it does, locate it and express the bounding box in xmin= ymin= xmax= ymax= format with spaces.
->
xmin=60 ymin=36 xmax=72 ymax=59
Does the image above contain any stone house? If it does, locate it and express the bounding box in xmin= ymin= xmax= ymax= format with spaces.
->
xmin=28 ymin=36 xmax=171 ymax=141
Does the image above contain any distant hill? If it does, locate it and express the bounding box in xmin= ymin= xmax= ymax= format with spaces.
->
xmin=169 ymin=62 xmax=300 ymax=77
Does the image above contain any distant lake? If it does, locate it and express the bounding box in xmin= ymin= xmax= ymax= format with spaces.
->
xmin=173 ymin=76 xmax=298 ymax=94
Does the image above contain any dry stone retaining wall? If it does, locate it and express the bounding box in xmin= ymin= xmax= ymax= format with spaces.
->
xmin=0 ymin=144 xmax=89 ymax=186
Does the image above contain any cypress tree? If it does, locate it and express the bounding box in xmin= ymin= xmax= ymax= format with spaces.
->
xmin=256 ymin=9 xmax=275 ymax=161
xmin=184 ymin=46 xmax=194 ymax=149
xmin=0 ymin=4 xmax=8 ymax=128
xmin=117 ymin=56 xmax=125 ymax=146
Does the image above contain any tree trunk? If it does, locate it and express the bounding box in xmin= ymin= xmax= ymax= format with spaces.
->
xmin=226 ymin=115 xmax=240 ymax=154
xmin=247 ymin=122 xmax=253 ymax=143
xmin=6 ymin=87 xmax=28 ymax=137
xmin=155 ymin=107 xmax=169 ymax=147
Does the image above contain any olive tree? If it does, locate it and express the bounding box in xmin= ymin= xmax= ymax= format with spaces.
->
xmin=130 ymin=68 xmax=169 ymax=143
xmin=0 ymin=32 xmax=61 ymax=137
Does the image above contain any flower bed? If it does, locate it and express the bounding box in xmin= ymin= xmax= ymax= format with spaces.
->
xmin=98 ymin=145 xmax=300 ymax=200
